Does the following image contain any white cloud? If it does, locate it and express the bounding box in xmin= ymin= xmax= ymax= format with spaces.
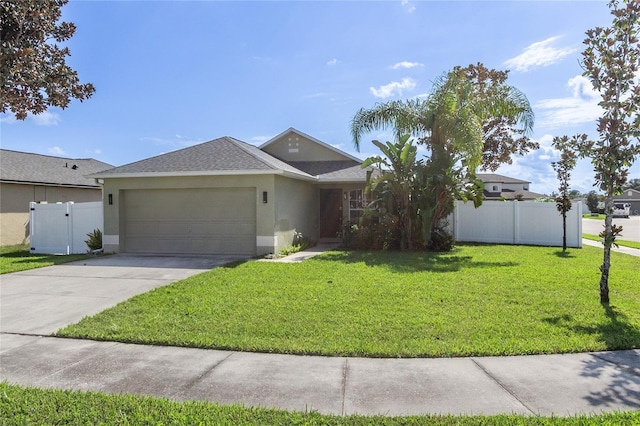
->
xmin=327 ymin=58 xmax=338 ymax=66
xmin=48 ymin=146 xmax=67 ymax=156
xmin=401 ymin=0 xmax=416 ymax=13
xmin=94 ymin=149 xmax=103 ymax=155
xmin=535 ymin=75 xmax=602 ymax=128
xmin=391 ymin=61 xmax=423 ymax=70
xmin=250 ymin=135 xmax=272 ymax=144
xmin=503 ymin=36 xmax=576 ymax=72
xmin=31 ymin=111 xmax=61 ymax=126
xmin=370 ymin=78 xmax=416 ymax=99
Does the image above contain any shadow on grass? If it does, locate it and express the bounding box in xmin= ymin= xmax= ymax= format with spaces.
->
xmin=544 ymin=305 xmax=640 ymax=350
xmin=544 ymin=305 xmax=640 ymax=408
xmin=315 ymin=249 xmax=519 ymax=273
xmin=552 ymin=250 xmax=577 ymax=258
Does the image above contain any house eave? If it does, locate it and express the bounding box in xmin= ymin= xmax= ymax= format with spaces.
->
xmin=318 ymin=177 xmax=367 ymax=183
xmin=0 ymin=179 xmax=100 ymax=189
xmin=88 ymin=169 xmax=316 ymax=181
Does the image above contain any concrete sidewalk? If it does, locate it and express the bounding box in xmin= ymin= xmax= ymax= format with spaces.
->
xmin=582 ymin=238 xmax=640 ymax=257
xmin=2 ymin=334 xmax=639 ymax=416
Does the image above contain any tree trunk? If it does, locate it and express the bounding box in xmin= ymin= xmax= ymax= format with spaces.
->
xmin=562 ymin=211 xmax=567 ymax=252
xmin=600 ymin=196 xmax=613 ymax=304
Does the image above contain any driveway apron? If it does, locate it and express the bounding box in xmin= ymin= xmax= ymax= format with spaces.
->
xmin=0 ymin=254 xmax=244 ymax=335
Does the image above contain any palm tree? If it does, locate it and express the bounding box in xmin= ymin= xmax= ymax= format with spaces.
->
xmin=351 ymin=63 xmax=534 ymax=247
xmin=362 ymin=135 xmax=418 ymax=250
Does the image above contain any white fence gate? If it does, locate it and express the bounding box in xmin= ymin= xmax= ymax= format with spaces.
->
xmin=452 ymin=200 xmax=582 ymax=248
xmin=29 ymin=201 xmax=103 ymax=254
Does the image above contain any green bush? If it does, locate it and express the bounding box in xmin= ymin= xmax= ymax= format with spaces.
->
xmin=426 ymin=227 xmax=455 ymax=252
xmin=84 ymin=229 xmax=102 ymax=251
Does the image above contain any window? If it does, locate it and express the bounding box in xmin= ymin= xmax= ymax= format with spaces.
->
xmin=349 ymin=189 xmax=367 ymax=223
xmin=492 ymin=185 xmax=499 ymax=192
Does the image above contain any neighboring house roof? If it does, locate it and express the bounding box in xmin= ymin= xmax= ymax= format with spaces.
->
xmin=0 ymin=149 xmax=113 ymax=188
xmin=91 ymin=137 xmax=315 ymax=180
xmin=484 ymin=189 xmax=546 ymax=200
xmin=260 ymin=127 xmax=362 ymax=163
xmin=476 ymin=173 xmax=530 ymax=184
xmin=613 ymin=188 xmax=640 ymax=200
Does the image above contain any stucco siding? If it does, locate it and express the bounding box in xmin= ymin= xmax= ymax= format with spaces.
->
xmin=0 ymin=182 xmax=101 ymax=245
xmin=273 ymin=175 xmax=318 ymax=254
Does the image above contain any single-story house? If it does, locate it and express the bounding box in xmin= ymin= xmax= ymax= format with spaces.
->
xmin=89 ymin=128 xmax=371 ymax=256
xmin=613 ymin=187 xmax=640 ymax=215
xmin=477 ymin=173 xmax=545 ymax=200
xmin=0 ymin=149 xmax=112 ymax=245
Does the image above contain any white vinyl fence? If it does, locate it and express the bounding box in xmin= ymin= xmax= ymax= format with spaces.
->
xmin=452 ymin=200 xmax=582 ymax=248
xmin=29 ymin=201 xmax=103 ymax=254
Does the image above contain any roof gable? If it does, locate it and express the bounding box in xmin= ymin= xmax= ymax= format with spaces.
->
xmin=91 ymin=137 xmax=312 ymax=179
xmin=0 ymin=149 xmax=112 ymax=187
xmin=260 ymin=128 xmax=361 ymax=163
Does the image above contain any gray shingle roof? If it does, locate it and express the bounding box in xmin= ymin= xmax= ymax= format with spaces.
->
xmin=92 ymin=137 xmax=312 ymax=178
xmin=477 ymin=173 xmax=530 ymax=184
xmin=286 ymin=161 xmax=369 ymax=181
xmin=0 ymin=149 xmax=113 ymax=187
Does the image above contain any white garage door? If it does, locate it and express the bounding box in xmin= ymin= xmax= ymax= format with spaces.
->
xmin=123 ymin=188 xmax=256 ymax=255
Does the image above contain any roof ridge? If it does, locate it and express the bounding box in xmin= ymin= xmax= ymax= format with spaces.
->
xmin=0 ymin=148 xmax=102 ymax=162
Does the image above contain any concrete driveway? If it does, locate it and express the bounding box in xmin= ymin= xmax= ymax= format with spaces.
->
xmin=0 ymin=254 xmax=246 ymax=335
xmin=583 ymin=216 xmax=640 ymax=242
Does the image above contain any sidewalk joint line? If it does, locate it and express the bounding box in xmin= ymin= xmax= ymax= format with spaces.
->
xmin=173 ymin=351 xmax=235 ymax=397
xmin=340 ymin=358 xmax=349 ymax=416
xmin=471 ymin=358 xmax=536 ymax=415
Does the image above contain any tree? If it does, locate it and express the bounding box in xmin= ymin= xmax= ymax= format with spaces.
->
xmin=586 ymin=190 xmax=600 ymax=213
xmin=362 ymin=135 xmax=418 ymax=250
xmin=575 ymin=0 xmax=640 ymax=303
xmin=551 ymin=135 xmax=582 ymax=252
xmin=1 ymin=0 xmax=94 ymax=119
xmin=351 ymin=63 xmax=534 ymax=247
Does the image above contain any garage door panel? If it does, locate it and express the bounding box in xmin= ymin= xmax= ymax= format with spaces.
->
xmin=123 ymin=188 xmax=256 ymax=255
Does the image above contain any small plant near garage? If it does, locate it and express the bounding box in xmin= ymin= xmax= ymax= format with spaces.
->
xmin=84 ymin=229 xmax=103 ymax=252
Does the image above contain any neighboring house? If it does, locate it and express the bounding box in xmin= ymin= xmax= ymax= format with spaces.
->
xmin=477 ymin=173 xmax=545 ymax=200
xmin=613 ymin=187 xmax=640 ymax=215
xmin=90 ymin=128 xmax=370 ymax=256
xmin=0 ymin=149 xmax=113 ymax=245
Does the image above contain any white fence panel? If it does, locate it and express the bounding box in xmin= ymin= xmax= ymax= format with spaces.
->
xmin=29 ymin=202 xmax=103 ymax=254
xmin=29 ymin=203 xmax=69 ymax=254
xmin=453 ymin=200 xmax=582 ymax=248
xmin=69 ymin=201 xmax=103 ymax=254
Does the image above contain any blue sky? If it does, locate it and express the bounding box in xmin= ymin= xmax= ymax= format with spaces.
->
xmin=2 ymin=0 xmax=638 ymax=195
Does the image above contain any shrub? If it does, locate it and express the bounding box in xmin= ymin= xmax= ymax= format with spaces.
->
xmin=427 ymin=227 xmax=455 ymax=252
xmin=85 ymin=229 xmax=102 ymax=251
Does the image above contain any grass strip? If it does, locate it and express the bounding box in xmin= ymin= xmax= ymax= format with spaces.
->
xmin=583 ymin=234 xmax=640 ymax=250
xmin=58 ymin=245 xmax=640 ymax=358
xmin=2 ymin=382 xmax=639 ymax=425
xmin=0 ymin=244 xmax=90 ymax=274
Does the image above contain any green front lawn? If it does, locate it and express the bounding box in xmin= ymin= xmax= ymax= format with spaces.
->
xmin=58 ymin=245 xmax=640 ymax=358
xmin=583 ymin=233 xmax=640 ymax=250
xmin=0 ymin=244 xmax=90 ymax=274
xmin=2 ymin=383 xmax=639 ymax=425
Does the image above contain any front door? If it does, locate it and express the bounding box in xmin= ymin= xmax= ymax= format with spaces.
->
xmin=320 ymin=188 xmax=343 ymax=238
